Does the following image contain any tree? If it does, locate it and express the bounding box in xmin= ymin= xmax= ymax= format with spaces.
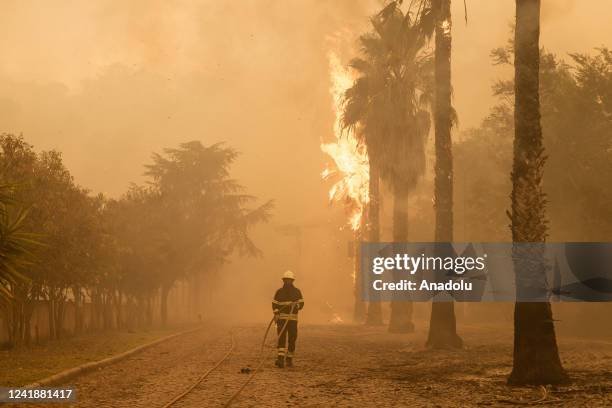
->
xmin=425 ymin=0 xmax=463 ymax=349
xmin=0 ymin=184 xmax=36 ymax=310
xmin=0 ymin=134 xmax=272 ymax=341
xmin=508 ymin=0 xmax=567 ymax=385
xmin=0 ymin=188 xmax=38 ymax=346
xmin=0 ymin=137 xmax=40 ymax=311
xmin=0 ymin=185 xmax=31 ymax=300
xmin=343 ymin=1 xmax=432 ymax=331
xmin=33 ymin=151 xmax=94 ymax=339
xmin=457 ymin=32 xmax=612 ymax=241
xmin=105 ymin=186 xmax=167 ymax=329
xmin=143 ymin=141 xmax=273 ymax=325
xmin=0 ymin=135 xmax=111 ymax=340
xmin=541 ymin=49 xmax=612 ymax=241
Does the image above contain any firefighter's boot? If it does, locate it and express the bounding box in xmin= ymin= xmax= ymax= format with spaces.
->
xmin=275 ymin=355 xmax=285 ymax=368
xmin=285 ymin=357 xmax=293 ymax=367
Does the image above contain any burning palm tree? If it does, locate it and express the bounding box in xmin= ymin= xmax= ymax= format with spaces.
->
xmin=341 ymin=1 xmax=433 ymax=331
xmin=321 ymin=52 xmax=370 ymax=322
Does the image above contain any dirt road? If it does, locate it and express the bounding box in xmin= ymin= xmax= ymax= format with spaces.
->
xmin=14 ymin=323 xmax=612 ymax=407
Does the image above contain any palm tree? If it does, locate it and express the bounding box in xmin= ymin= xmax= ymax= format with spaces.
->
xmin=343 ymin=1 xmax=432 ymax=331
xmin=0 ymin=184 xmax=34 ymax=305
xmin=508 ymin=0 xmax=567 ymax=385
xmin=423 ymin=0 xmax=463 ymax=349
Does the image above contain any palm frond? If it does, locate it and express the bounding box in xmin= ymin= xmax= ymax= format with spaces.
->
xmin=0 ymin=193 xmax=38 ymax=303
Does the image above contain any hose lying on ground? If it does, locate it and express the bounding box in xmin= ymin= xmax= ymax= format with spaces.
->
xmin=222 ymin=303 xmax=297 ymax=408
xmin=162 ymin=332 xmax=235 ymax=408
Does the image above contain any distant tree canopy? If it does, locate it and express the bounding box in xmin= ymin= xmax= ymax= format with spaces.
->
xmin=110 ymin=141 xmax=273 ymax=324
xmin=455 ymin=46 xmax=612 ymax=241
xmin=0 ymin=135 xmax=272 ymax=344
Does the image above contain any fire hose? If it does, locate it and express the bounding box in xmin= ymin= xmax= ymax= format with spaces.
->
xmin=222 ymin=302 xmax=298 ymax=407
xmin=162 ymin=331 xmax=236 ymax=408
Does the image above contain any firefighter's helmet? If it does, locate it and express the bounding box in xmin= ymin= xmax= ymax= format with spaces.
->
xmin=283 ymin=270 xmax=295 ymax=280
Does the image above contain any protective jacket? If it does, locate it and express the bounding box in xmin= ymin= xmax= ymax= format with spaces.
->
xmin=272 ymin=283 xmax=304 ymax=321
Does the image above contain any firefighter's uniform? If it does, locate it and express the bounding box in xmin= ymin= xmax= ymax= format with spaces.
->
xmin=272 ymin=270 xmax=304 ymax=368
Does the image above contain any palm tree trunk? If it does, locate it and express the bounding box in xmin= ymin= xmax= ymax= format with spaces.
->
xmin=388 ymin=182 xmax=414 ymax=333
xmin=508 ymin=0 xmax=567 ymax=385
xmin=427 ymin=0 xmax=462 ymax=349
xmin=353 ymin=235 xmax=366 ymax=323
xmin=365 ymin=164 xmax=383 ymax=325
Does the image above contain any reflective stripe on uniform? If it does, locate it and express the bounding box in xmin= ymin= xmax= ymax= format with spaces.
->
xmin=286 ymin=351 xmax=294 ymax=357
xmin=272 ymin=300 xmax=295 ymax=305
xmin=279 ymin=313 xmax=298 ymax=321
xmin=277 ymin=348 xmax=285 ymax=356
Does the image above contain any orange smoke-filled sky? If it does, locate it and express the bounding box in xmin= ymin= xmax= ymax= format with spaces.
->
xmin=0 ymin=0 xmax=608 ymax=225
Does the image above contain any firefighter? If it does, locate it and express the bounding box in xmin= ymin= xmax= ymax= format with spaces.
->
xmin=272 ymin=270 xmax=304 ymax=368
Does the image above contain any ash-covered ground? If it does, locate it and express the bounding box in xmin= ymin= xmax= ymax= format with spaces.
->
xmin=14 ymin=323 xmax=611 ymax=408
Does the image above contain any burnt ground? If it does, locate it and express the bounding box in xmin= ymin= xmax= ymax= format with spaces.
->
xmin=10 ymin=323 xmax=612 ymax=407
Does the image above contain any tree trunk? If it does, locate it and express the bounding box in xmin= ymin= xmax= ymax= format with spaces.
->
xmin=7 ymin=285 xmax=33 ymax=346
xmin=52 ymin=289 xmax=66 ymax=340
xmin=55 ymin=299 xmax=64 ymax=340
xmin=47 ymin=290 xmax=56 ymax=339
xmin=8 ymin=295 xmax=21 ymax=346
xmin=427 ymin=0 xmax=462 ymax=349
xmin=6 ymin=299 xmax=15 ymax=346
xmin=146 ymin=295 xmax=154 ymax=326
xmin=73 ymin=286 xmax=83 ymax=333
xmin=388 ymin=182 xmax=414 ymax=333
xmin=353 ymin=234 xmax=366 ymax=323
xmin=97 ymin=293 xmax=104 ymax=329
xmin=365 ymin=165 xmax=383 ymax=325
xmin=139 ymin=295 xmax=146 ymax=327
xmin=89 ymin=289 xmax=100 ymax=331
xmin=103 ymin=292 xmax=113 ymax=330
xmin=126 ymin=296 xmax=136 ymax=332
xmin=508 ymin=0 xmax=567 ymax=385
xmin=23 ymin=297 xmax=33 ymax=346
xmin=114 ymin=291 xmax=123 ymax=329
xmin=191 ymin=272 xmax=202 ymax=320
xmin=160 ymin=284 xmax=171 ymax=326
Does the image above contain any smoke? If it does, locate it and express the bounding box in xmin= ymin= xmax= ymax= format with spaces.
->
xmin=541 ymin=0 xmax=575 ymax=21
xmin=0 ymin=0 xmax=379 ymax=322
xmin=0 ymin=1 xmax=373 ymax=199
xmin=0 ymin=0 xmax=609 ymax=322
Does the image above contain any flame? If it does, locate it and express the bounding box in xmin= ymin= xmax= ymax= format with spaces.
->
xmin=330 ymin=313 xmax=344 ymax=324
xmin=321 ymin=52 xmax=370 ymax=231
xmin=441 ymin=19 xmax=451 ymax=35
xmin=325 ymin=301 xmax=344 ymax=324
